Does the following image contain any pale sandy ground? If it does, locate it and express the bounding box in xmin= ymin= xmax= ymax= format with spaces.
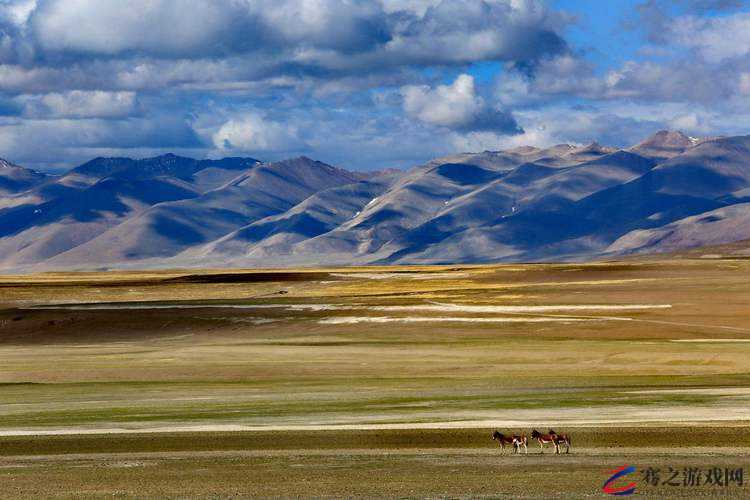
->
xmin=2 ymin=405 xmax=750 ymax=437
xmin=329 ymin=272 xmax=470 ymax=280
xmin=317 ymin=316 xmax=596 ymax=324
xmin=26 ymin=301 xmax=682 ymax=327
xmin=671 ymin=339 xmax=750 ymax=342
xmin=626 ymin=388 xmax=750 ymax=395
xmin=374 ymin=303 xmax=673 ymax=312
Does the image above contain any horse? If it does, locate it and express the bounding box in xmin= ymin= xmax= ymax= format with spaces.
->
xmin=514 ymin=433 xmax=528 ymax=454
xmin=548 ymin=429 xmax=571 ymax=454
xmin=491 ymin=431 xmax=528 ymax=454
xmin=530 ymin=429 xmax=560 ymax=454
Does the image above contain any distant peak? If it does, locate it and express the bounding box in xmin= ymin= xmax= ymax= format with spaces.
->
xmin=583 ymin=141 xmax=614 ymax=152
xmin=148 ymin=152 xmax=192 ymax=162
xmin=631 ymin=130 xmax=698 ymax=160
xmin=270 ymin=156 xmax=332 ymax=170
xmin=639 ymin=130 xmax=692 ymax=146
xmin=567 ymin=141 xmax=615 ymax=156
xmin=655 ymin=129 xmax=687 ymax=137
xmin=272 ymin=156 xmax=317 ymax=166
xmin=507 ymin=145 xmax=540 ymax=155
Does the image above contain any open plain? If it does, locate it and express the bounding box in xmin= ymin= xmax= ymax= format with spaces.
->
xmin=1 ymin=258 xmax=750 ymax=497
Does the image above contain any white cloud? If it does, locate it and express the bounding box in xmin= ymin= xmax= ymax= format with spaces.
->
xmin=671 ymin=12 xmax=750 ymax=62
xmin=402 ymin=74 xmax=520 ymax=133
xmin=403 ymin=74 xmax=482 ymax=128
xmin=497 ymin=46 xmax=750 ymax=107
xmin=212 ymin=114 xmax=304 ymax=152
xmin=0 ymin=0 xmax=568 ymax=93
xmin=488 ymin=105 xmax=669 ymax=149
xmin=669 ymin=113 xmax=704 ymax=132
xmin=380 ymin=0 xmax=438 ymax=15
xmin=22 ymin=90 xmax=138 ymax=118
xmin=497 ymin=54 xmax=603 ymax=107
xmin=31 ymin=0 xmax=239 ymax=57
xmin=1 ymin=0 xmax=748 ymax=173
xmin=3 ymin=0 xmax=36 ymax=25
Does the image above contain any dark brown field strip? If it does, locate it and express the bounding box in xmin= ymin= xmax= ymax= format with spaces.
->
xmin=0 ymin=271 xmax=334 ymax=288
xmin=160 ymin=272 xmax=332 ymax=284
xmin=3 ymin=427 xmax=750 ymax=457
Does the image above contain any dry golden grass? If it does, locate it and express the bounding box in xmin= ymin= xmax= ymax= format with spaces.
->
xmin=2 ymin=259 xmax=750 ymax=496
xmin=0 ymin=258 xmax=749 ymax=431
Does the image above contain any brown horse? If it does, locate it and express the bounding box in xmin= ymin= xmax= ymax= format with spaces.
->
xmin=548 ymin=429 xmax=571 ymax=454
xmin=530 ymin=429 xmax=560 ymax=454
xmin=492 ymin=431 xmax=528 ymax=454
xmin=514 ymin=433 xmax=528 ymax=454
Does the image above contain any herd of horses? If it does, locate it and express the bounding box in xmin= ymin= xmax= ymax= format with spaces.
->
xmin=491 ymin=429 xmax=571 ymax=454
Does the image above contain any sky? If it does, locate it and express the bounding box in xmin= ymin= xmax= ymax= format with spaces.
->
xmin=1 ymin=0 xmax=750 ymax=172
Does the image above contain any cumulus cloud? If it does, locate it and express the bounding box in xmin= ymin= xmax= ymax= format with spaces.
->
xmin=487 ymin=2 xmax=749 ymax=112
xmin=377 ymin=0 xmax=568 ymax=69
xmin=30 ymin=0 xmax=241 ymax=58
xmin=497 ymin=54 xmax=604 ymax=106
xmin=478 ymin=105 xmax=667 ymax=151
xmin=630 ymin=0 xmax=745 ymax=43
xmin=402 ymin=74 xmax=521 ymax=133
xmin=21 ymin=90 xmax=138 ymax=118
xmin=0 ymin=0 xmax=568 ymax=92
xmin=498 ymin=28 xmax=750 ymax=107
xmin=0 ymin=0 xmax=746 ymax=173
xmin=212 ymin=114 xmax=305 ymax=153
xmin=670 ymin=12 xmax=750 ymax=61
xmin=28 ymin=0 xmax=393 ymax=59
xmin=0 ymin=0 xmax=574 ymax=169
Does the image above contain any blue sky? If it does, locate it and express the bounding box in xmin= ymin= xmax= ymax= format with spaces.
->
xmin=553 ymin=0 xmax=640 ymax=67
xmin=0 ymin=0 xmax=749 ymax=171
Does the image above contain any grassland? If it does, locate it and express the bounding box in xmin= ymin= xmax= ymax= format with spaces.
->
xmin=1 ymin=259 xmax=750 ymax=497
xmin=2 ymin=429 xmax=750 ymax=498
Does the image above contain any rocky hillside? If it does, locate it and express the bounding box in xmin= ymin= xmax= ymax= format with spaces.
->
xmin=2 ymin=130 xmax=750 ymax=270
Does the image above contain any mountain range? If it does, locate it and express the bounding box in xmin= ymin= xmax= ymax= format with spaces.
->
xmin=2 ymin=130 xmax=750 ymax=271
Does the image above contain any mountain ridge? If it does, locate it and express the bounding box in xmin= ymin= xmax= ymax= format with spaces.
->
xmin=2 ymin=130 xmax=750 ymax=271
